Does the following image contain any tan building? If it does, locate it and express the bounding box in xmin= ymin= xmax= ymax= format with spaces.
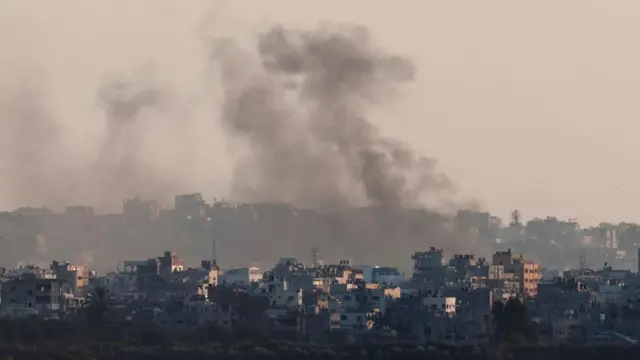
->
xmin=491 ymin=249 xmax=541 ymax=298
xmin=50 ymin=261 xmax=89 ymax=294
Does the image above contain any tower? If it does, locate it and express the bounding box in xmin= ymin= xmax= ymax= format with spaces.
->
xmin=579 ymin=251 xmax=586 ymax=277
xmin=311 ymin=246 xmax=319 ymax=267
xmin=510 ymin=209 xmax=521 ymax=227
xmin=208 ymin=262 xmax=220 ymax=286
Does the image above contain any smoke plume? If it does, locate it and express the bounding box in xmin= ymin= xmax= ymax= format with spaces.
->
xmin=210 ymin=24 xmax=477 ymax=265
xmin=212 ymin=24 xmax=454 ymax=212
xmin=0 ymin=64 xmax=198 ymax=211
xmin=0 ymin=72 xmax=74 ymax=208
xmin=93 ymin=64 xmax=177 ymax=206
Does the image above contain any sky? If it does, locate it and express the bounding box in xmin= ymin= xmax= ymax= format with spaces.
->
xmin=1 ymin=0 xmax=639 ymax=226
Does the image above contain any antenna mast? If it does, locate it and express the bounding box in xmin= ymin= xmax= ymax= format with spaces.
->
xmin=210 ymin=218 xmax=217 ymax=265
xmin=311 ymin=246 xmax=319 ymax=267
xmin=579 ymin=251 xmax=586 ymax=277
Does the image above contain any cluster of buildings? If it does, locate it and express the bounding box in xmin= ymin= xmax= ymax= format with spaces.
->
xmin=3 ymin=242 xmax=638 ymax=345
xmin=2 ymin=194 xmax=640 ymax=344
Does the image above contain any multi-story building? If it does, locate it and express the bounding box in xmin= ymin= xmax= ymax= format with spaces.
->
xmin=0 ymin=274 xmax=64 ymax=315
xmin=413 ymin=248 xmax=446 ymax=270
xmin=174 ymin=193 xmax=207 ymax=219
xmin=422 ymin=295 xmax=457 ymax=315
xmin=123 ymin=197 xmax=161 ymax=221
xmin=219 ymin=267 xmax=262 ymax=285
xmin=50 ymin=261 xmax=89 ymax=294
xmin=411 ymin=248 xmax=447 ymax=287
xmin=491 ymin=249 xmax=541 ymax=298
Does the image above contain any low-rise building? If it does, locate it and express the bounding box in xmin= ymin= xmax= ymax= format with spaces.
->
xmin=0 ymin=274 xmax=64 ymax=315
xmin=422 ymin=296 xmax=457 ymax=315
xmin=220 ymin=267 xmax=262 ymax=285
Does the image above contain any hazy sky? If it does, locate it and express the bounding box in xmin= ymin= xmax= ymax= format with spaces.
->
xmin=1 ymin=1 xmax=638 ymax=226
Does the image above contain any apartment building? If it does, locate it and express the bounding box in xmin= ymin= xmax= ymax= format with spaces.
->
xmin=491 ymin=249 xmax=542 ymax=297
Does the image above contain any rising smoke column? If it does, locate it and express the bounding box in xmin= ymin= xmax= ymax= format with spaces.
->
xmin=211 ymin=24 xmax=467 ymax=265
xmin=213 ymin=24 xmax=454 ymax=212
xmin=0 ymin=72 xmax=77 ymax=208
xmin=94 ymin=64 xmax=176 ymax=207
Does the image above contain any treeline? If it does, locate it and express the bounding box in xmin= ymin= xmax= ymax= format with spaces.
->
xmin=0 ymin=342 xmax=637 ymax=360
xmin=0 ymin=316 xmax=638 ymax=360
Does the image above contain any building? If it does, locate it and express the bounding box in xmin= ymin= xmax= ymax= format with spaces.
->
xmin=50 ymin=261 xmax=89 ymax=294
xmin=219 ymin=267 xmax=262 ymax=285
xmin=123 ymin=197 xmax=161 ymax=221
xmin=174 ymin=193 xmax=207 ymax=218
xmin=261 ymin=276 xmax=302 ymax=309
xmin=329 ymin=310 xmax=375 ymax=332
xmin=158 ymin=251 xmax=184 ymax=279
xmin=371 ymin=267 xmax=404 ymax=286
xmin=413 ymin=248 xmax=445 ymax=271
xmin=65 ymin=206 xmax=94 ymax=217
xmin=201 ymin=260 xmax=220 ymax=286
xmin=0 ymin=274 xmax=65 ymax=315
xmin=491 ymin=249 xmax=541 ymax=298
xmin=422 ymin=296 xmax=457 ymax=315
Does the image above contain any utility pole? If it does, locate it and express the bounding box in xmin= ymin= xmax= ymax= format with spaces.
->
xmin=311 ymin=246 xmax=319 ymax=267
xmin=212 ymin=227 xmax=217 ymax=265
xmin=207 ymin=217 xmax=217 ymax=265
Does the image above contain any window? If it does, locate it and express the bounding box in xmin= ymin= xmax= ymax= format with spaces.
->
xmin=344 ymin=295 xmax=352 ymax=301
xmin=27 ymin=290 xmax=33 ymax=296
xmin=288 ymin=295 xmax=295 ymax=301
xmin=340 ymin=314 xmax=348 ymax=321
xmin=372 ymin=296 xmax=380 ymax=301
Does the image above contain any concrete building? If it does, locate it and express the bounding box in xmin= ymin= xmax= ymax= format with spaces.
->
xmin=329 ymin=310 xmax=375 ymax=332
xmin=123 ymin=197 xmax=161 ymax=221
xmin=158 ymin=251 xmax=184 ymax=279
xmin=261 ymin=276 xmax=302 ymax=309
xmin=491 ymin=249 xmax=541 ymax=298
xmin=422 ymin=296 xmax=457 ymax=315
xmin=174 ymin=193 xmax=206 ymax=218
xmin=201 ymin=260 xmax=220 ymax=286
xmin=220 ymin=267 xmax=262 ymax=285
xmin=0 ymin=274 xmax=64 ymax=314
xmin=413 ymin=248 xmax=445 ymax=270
xmin=50 ymin=261 xmax=89 ymax=294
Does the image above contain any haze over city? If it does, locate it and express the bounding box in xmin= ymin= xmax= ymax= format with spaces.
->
xmin=1 ymin=1 xmax=638 ymax=226
xmin=4 ymin=2 xmax=640 ymax=352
